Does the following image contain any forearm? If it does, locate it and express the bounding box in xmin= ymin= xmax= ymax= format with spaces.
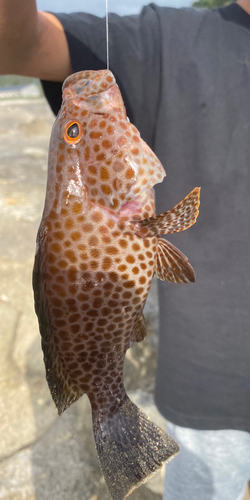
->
xmin=0 ymin=1 xmax=72 ymax=81
xmin=0 ymin=0 xmax=39 ymax=74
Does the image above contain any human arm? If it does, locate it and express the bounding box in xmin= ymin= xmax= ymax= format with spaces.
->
xmin=0 ymin=0 xmax=72 ymax=81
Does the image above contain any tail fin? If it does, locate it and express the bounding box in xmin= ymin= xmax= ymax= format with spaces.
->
xmin=92 ymin=397 xmax=179 ymax=500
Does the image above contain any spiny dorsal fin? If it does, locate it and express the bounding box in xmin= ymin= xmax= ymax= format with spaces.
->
xmin=131 ymin=187 xmax=200 ymax=238
xmin=155 ymin=237 xmax=195 ymax=283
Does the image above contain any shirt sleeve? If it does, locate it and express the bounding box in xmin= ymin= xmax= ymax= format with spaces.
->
xmin=42 ymin=4 xmax=161 ymax=147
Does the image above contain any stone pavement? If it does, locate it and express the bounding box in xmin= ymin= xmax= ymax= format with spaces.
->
xmin=0 ymin=97 xmax=165 ymax=500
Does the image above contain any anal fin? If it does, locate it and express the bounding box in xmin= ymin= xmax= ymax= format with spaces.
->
xmin=155 ymin=237 xmax=195 ymax=283
xmin=131 ymin=187 xmax=200 ymax=238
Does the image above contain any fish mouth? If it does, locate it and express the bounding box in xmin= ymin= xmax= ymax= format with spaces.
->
xmin=62 ymin=69 xmax=116 ymax=97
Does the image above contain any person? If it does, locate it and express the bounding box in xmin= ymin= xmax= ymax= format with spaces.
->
xmin=1 ymin=0 xmax=250 ymax=499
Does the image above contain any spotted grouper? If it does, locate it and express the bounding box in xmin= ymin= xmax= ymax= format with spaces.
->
xmin=33 ymin=69 xmax=200 ymax=500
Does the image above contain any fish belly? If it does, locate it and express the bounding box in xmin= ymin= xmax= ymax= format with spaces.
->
xmin=35 ymin=195 xmax=156 ymax=417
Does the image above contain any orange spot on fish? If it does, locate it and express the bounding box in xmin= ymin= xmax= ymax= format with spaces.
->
xmin=99 ymin=225 xmax=108 ymax=234
xmin=65 ymin=250 xmax=77 ymax=263
xmin=107 ymin=219 xmax=115 ymax=229
xmin=80 ymin=252 xmax=88 ymax=260
xmin=91 ymin=212 xmax=102 ymax=223
xmin=93 ymin=297 xmax=104 ymax=308
xmin=119 ymin=122 xmax=127 ymax=130
xmin=80 ymin=262 xmax=88 ymax=270
xmin=133 ymin=135 xmax=140 ymax=142
xmin=102 ymin=140 xmax=111 ymax=149
xmin=65 ymin=218 xmax=74 ymax=230
xmin=90 ymin=248 xmax=100 ymax=258
xmin=89 ymin=165 xmax=97 ymax=175
xmin=88 ymin=177 xmax=97 ymax=186
xmin=88 ymin=235 xmax=99 ymax=246
xmin=125 ymin=167 xmax=135 ymax=180
xmin=96 ymin=153 xmax=105 ymax=161
xmin=112 ymin=199 xmax=119 ymax=210
xmin=54 ymin=231 xmax=64 ymax=240
xmin=118 ymin=264 xmax=127 ymax=272
xmin=90 ymin=261 xmax=99 ymax=270
xmin=73 ymin=202 xmax=82 ymax=214
xmin=132 ymin=267 xmax=140 ymax=274
xmin=85 ymin=147 xmax=90 ymax=161
xmin=51 ymin=243 xmax=61 ymax=253
xmin=77 ymin=215 xmax=85 ymax=223
xmin=90 ymin=131 xmax=102 ymax=139
xmin=126 ymin=255 xmax=135 ymax=264
xmin=117 ymin=136 xmax=127 ymax=147
xmin=124 ymin=280 xmax=135 ymax=289
xmin=71 ymin=232 xmax=81 ymax=241
xmin=82 ymin=223 xmax=94 ymax=232
xmin=106 ymin=246 xmax=119 ymax=255
xmin=58 ymin=260 xmax=67 ymax=268
xmin=132 ymin=243 xmax=140 ymax=251
xmin=118 ymin=239 xmax=127 ymax=248
xmin=98 ymin=198 xmax=105 ymax=206
xmin=100 ymin=167 xmax=109 ymax=181
xmin=102 ymin=257 xmax=112 ymax=271
xmin=49 ymin=210 xmax=57 ymax=220
xmin=101 ymin=184 xmax=112 ymax=195
xmin=90 ymin=120 xmax=98 ymax=128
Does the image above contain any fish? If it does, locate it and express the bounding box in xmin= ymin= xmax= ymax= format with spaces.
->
xmin=33 ymin=69 xmax=200 ymax=500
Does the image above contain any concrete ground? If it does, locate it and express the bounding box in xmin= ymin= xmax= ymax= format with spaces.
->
xmin=0 ymin=96 xmax=249 ymax=500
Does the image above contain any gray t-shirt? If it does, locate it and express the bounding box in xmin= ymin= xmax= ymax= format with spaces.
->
xmin=42 ymin=3 xmax=250 ymax=432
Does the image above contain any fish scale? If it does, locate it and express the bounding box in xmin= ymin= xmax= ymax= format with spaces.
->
xmin=33 ymin=69 xmax=200 ymax=500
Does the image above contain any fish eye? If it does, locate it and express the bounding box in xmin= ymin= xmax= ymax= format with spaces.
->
xmin=63 ymin=121 xmax=83 ymax=144
xmin=67 ymin=123 xmax=79 ymax=138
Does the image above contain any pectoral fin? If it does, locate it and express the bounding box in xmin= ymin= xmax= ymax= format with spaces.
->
xmin=131 ymin=187 xmax=200 ymax=238
xmin=154 ymin=238 xmax=195 ymax=283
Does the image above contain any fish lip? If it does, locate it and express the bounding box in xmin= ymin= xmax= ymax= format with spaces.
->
xmin=62 ymin=69 xmax=115 ymax=93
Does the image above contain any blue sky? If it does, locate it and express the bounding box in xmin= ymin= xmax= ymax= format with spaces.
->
xmin=37 ymin=0 xmax=191 ymax=16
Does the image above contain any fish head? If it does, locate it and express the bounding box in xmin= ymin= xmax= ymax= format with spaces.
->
xmin=46 ymin=70 xmax=165 ymax=217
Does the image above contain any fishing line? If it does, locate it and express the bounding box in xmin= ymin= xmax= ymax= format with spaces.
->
xmin=106 ymin=0 xmax=109 ymax=69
